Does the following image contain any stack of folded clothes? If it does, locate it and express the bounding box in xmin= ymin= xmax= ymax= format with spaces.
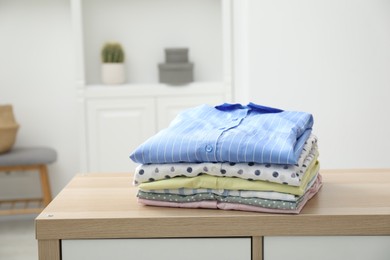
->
xmin=129 ymin=102 xmax=322 ymax=214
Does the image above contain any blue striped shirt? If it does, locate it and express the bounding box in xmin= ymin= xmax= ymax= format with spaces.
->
xmin=130 ymin=102 xmax=313 ymax=165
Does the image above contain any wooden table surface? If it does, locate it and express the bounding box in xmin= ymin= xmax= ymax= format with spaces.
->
xmin=36 ymin=169 xmax=390 ymax=240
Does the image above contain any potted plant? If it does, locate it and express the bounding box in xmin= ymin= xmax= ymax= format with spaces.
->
xmin=101 ymin=42 xmax=126 ymax=85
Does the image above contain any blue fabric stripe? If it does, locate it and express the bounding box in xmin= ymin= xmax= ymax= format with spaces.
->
xmin=130 ymin=103 xmax=313 ymax=164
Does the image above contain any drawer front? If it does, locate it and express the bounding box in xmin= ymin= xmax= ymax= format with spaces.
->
xmin=264 ymin=236 xmax=390 ymax=260
xmin=62 ymin=237 xmax=251 ymax=260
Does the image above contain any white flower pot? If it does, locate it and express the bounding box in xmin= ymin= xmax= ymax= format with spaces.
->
xmin=101 ymin=63 xmax=126 ymax=85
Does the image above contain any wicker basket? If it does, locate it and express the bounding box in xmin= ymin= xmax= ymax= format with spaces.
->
xmin=0 ymin=105 xmax=19 ymax=154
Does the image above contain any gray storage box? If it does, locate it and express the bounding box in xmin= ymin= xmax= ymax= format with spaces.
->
xmin=165 ymin=48 xmax=189 ymax=63
xmin=159 ymin=47 xmax=194 ymax=86
xmin=159 ymin=63 xmax=194 ymax=86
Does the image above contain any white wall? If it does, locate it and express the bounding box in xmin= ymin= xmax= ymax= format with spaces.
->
xmin=0 ymin=0 xmax=78 ymax=197
xmin=1 ymin=0 xmax=389 ymax=201
xmin=235 ymin=0 xmax=390 ymax=169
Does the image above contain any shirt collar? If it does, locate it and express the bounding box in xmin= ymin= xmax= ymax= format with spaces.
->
xmin=215 ymin=102 xmax=283 ymax=113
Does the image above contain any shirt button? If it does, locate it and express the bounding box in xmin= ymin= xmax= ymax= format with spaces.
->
xmin=205 ymin=145 xmax=213 ymax=153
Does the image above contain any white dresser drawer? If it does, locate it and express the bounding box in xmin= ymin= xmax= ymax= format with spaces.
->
xmin=62 ymin=237 xmax=251 ymax=260
xmin=264 ymin=236 xmax=390 ymax=260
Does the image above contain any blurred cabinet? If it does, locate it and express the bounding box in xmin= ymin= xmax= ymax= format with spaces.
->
xmin=85 ymin=84 xmax=225 ymax=172
xmin=71 ymin=0 xmax=233 ymax=172
xmin=86 ymin=97 xmax=155 ymax=172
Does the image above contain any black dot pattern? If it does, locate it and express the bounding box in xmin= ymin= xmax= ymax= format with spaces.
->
xmin=135 ymin=159 xmax=316 ymax=187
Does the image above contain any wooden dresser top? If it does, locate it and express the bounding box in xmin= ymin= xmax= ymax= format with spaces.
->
xmin=36 ymin=169 xmax=390 ymax=239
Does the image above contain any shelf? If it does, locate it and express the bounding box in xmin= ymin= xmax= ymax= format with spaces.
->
xmin=84 ymin=81 xmax=227 ymax=98
xmin=71 ymin=0 xmax=233 ymax=172
xmin=80 ymin=0 xmax=223 ymax=85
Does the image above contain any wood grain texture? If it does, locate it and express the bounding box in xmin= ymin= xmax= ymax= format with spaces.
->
xmin=252 ymin=236 xmax=263 ymax=260
xmin=36 ymin=169 xmax=390 ymax=240
xmin=38 ymin=240 xmax=60 ymax=260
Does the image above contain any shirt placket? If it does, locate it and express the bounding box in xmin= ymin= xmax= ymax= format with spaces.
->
xmin=204 ymin=108 xmax=249 ymax=162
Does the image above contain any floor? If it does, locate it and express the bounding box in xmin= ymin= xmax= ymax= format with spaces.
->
xmin=0 ymin=214 xmax=38 ymax=260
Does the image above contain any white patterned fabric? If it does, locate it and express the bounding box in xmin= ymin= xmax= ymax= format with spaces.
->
xmin=139 ymin=161 xmax=319 ymax=196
